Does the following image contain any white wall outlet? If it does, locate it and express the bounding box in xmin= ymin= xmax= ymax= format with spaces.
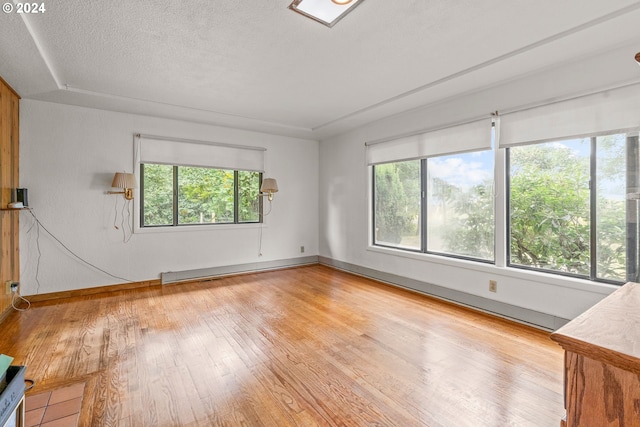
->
xmin=489 ymin=280 xmax=497 ymax=293
xmin=300 ymin=246 xmax=305 ymax=253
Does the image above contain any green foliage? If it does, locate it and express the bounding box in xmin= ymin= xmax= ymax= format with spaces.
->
xmin=142 ymin=164 xmax=261 ymax=226
xmin=142 ymin=164 xmax=173 ymax=226
xmin=508 ymin=139 xmax=627 ymax=281
xmin=596 ymin=198 xmax=626 ymax=280
xmin=178 ymin=167 xmax=235 ymax=223
xmin=426 ymin=151 xmax=494 ymax=260
xmin=439 ymin=180 xmax=495 ymax=259
xmin=509 ymin=143 xmax=591 ymax=274
xmin=238 ymin=171 xmax=261 ymax=222
xmin=394 ymin=160 xmax=421 ymax=237
xmin=374 ymin=161 xmax=420 ymax=245
xmin=374 ymin=136 xmax=629 ymax=281
xmin=595 ymin=134 xmax=627 ymax=281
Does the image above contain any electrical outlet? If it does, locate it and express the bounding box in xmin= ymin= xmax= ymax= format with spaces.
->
xmin=10 ymin=282 xmax=18 ymax=294
xmin=5 ymin=281 xmax=11 ymax=295
xmin=489 ymin=280 xmax=497 ymax=293
xmin=300 ymin=246 xmax=305 ymax=253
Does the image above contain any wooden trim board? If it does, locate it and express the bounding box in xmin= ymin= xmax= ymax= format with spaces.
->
xmin=25 ymin=279 xmax=162 ymax=302
xmin=0 ymin=75 xmax=20 ymax=319
xmin=0 ymin=76 xmax=20 ymax=99
xmin=24 ymin=261 xmax=319 ymax=303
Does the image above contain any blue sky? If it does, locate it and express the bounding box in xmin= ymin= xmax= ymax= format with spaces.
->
xmin=428 ymin=150 xmax=494 ymax=189
xmin=427 ymin=134 xmax=626 ymax=198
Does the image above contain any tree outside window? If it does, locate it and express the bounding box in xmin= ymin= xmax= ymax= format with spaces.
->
xmin=141 ymin=164 xmax=261 ymax=227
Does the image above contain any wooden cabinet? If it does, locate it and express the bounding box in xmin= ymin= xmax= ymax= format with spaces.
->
xmin=551 ymin=282 xmax=640 ymax=427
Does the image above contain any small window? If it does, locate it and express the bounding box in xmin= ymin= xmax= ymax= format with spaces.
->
xmin=141 ymin=164 xmax=262 ymax=227
xmin=373 ymin=160 xmax=421 ymax=250
xmin=141 ymin=164 xmax=173 ymax=227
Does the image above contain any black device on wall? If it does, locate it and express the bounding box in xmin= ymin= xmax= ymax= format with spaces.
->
xmin=14 ymin=188 xmax=28 ymax=207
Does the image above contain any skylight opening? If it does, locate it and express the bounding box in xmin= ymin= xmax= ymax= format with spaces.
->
xmin=289 ymin=0 xmax=364 ymax=28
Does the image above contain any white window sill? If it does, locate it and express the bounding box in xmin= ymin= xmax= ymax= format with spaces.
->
xmin=134 ymin=222 xmax=266 ymax=234
xmin=367 ymin=244 xmax=618 ymax=296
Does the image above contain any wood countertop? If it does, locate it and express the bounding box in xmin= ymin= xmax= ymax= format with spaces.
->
xmin=551 ymin=281 xmax=640 ymax=374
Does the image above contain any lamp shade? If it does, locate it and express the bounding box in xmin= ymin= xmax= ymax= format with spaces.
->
xmin=111 ymin=172 xmax=136 ymax=189
xmin=260 ymin=178 xmax=278 ymax=194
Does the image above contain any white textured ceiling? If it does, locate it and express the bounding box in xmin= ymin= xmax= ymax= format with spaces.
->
xmin=2 ymin=0 xmax=640 ymax=140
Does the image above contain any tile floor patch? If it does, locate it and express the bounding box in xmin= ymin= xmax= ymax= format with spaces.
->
xmin=25 ymin=392 xmax=51 ymax=410
xmin=40 ymin=414 xmax=80 ymax=427
xmin=25 ymin=383 xmax=85 ymax=427
xmin=49 ymin=383 xmax=85 ymax=406
xmin=25 ymin=406 xmax=45 ymax=427
xmin=41 ymin=397 xmax=83 ymax=424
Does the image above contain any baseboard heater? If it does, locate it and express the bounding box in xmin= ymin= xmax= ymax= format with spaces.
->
xmin=161 ymin=256 xmax=319 ymax=284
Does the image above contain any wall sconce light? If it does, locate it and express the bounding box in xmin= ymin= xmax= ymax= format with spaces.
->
xmin=107 ymin=172 xmax=136 ymax=200
xmin=260 ymin=178 xmax=279 ymax=201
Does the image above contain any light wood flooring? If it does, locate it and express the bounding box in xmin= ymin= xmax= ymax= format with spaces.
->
xmin=0 ymin=264 xmax=565 ymax=426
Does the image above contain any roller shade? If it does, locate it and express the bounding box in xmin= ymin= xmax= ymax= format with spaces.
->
xmin=137 ymin=134 xmax=265 ymax=172
xmin=499 ymin=83 xmax=640 ymax=148
xmin=366 ymin=119 xmax=492 ymax=165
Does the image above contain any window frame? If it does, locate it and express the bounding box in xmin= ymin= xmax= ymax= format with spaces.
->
xmin=505 ymin=133 xmax=633 ymax=285
xmin=504 ymin=146 xmax=591 ymax=281
xmin=372 ymin=154 xmax=496 ymax=265
xmin=370 ymin=130 xmax=636 ymax=287
xmin=371 ymin=160 xmax=423 ymax=254
xmin=139 ymin=163 xmax=263 ymax=228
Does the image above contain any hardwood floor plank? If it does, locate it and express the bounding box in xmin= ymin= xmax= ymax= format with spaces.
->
xmin=0 ymin=265 xmax=564 ymax=426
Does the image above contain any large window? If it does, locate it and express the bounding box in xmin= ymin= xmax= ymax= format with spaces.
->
xmin=370 ymin=84 xmax=640 ymax=286
xmin=508 ymin=133 xmax=635 ymax=283
xmin=136 ymin=134 xmax=266 ymax=229
xmin=373 ymin=149 xmax=494 ymax=261
xmin=372 ymin=135 xmax=637 ymax=283
xmin=141 ymin=164 xmax=262 ymax=227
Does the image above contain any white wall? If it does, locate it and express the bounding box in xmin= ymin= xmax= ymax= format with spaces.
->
xmin=19 ymin=100 xmax=319 ymax=295
xmin=319 ymin=45 xmax=640 ymax=321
